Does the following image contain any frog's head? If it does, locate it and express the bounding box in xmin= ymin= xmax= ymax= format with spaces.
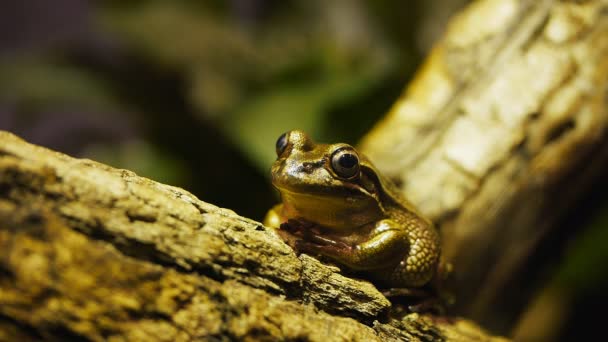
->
xmin=270 ymin=130 xmax=384 ymax=230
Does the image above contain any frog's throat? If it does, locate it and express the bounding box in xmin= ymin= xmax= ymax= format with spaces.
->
xmin=278 ymin=188 xmax=383 ymax=231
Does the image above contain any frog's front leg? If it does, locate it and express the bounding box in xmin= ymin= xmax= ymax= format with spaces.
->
xmin=295 ymin=219 xmax=409 ymax=271
xmin=264 ymin=204 xmax=303 ymax=248
xmin=263 ymin=204 xmax=283 ymax=230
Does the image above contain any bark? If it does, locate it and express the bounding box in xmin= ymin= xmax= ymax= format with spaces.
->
xmin=0 ymin=131 xmax=505 ymax=341
xmin=360 ymin=0 xmax=608 ymax=328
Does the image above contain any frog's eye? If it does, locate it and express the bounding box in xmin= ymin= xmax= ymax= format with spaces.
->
xmin=331 ymin=148 xmax=360 ymax=179
xmin=276 ymin=132 xmax=289 ymax=157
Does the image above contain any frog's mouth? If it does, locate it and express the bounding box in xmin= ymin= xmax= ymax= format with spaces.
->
xmin=273 ymin=179 xmax=367 ymax=197
xmin=271 ymin=175 xmax=373 ymax=201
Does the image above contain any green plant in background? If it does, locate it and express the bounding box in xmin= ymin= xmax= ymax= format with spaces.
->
xmin=0 ymin=0 xmax=423 ymax=179
xmin=0 ymin=0 xmax=422 ymax=218
xmin=99 ymin=0 xmax=406 ymax=170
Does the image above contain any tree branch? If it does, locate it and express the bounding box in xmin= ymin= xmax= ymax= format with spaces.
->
xmin=360 ymin=0 xmax=608 ymax=326
xmin=0 ymin=131 xmax=505 ymax=341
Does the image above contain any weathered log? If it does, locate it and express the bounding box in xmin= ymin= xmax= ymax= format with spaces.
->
xmin=0 ymin=131 xmax=506 ymax=341
xmin=360 ymin=0 xmax=608 ymax=328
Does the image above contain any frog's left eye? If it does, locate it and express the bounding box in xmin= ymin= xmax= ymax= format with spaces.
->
xmin=331 ymin=148 xmax=360 ymax=179
xmin=276 ymin=132 xmax=289 ymax=157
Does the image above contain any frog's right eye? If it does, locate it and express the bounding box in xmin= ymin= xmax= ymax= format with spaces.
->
xmin=331 ymin=147 xmax=360 ymax=179
xmin=275 ymin=132 xmax=289 ymax=157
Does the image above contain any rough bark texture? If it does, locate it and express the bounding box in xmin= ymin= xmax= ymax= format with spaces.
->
xmin=360 ymin=0 xmax=608 ymax=327
xmin=0 ymin=131 xmax=506 ymax=341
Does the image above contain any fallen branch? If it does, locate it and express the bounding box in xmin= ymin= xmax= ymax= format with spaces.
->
xmin=0 ymin=131 xmax=505 ymax=341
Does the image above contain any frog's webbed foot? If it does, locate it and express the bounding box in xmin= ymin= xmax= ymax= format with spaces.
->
xmin=277 ymin=219 xmax=350 ymax=254
xmin=293 ymin=221 xmax=409 ymax=271
xmin=280 ymin=218 xmax=315 ymax=235
xmin=294 ymin=237 xmax=351 ymax=255
xmin=381 ymin=287 xmax=430 ymax=298
xmin=407 ymin=297 xmax=446 ymax=315
xmin=383 ymin=288 xmax=446 ymax=314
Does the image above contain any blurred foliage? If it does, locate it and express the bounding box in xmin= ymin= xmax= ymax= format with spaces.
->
xmin=513 ymin=180 xmax=608 ymax=341
xmin=556 ymin=204 xmax=608 ymax=340
xmin=84 ymin=140 xmax=189 ymax=186
xmin=0 ymin=59 xmax=119 ymax=110
xmin=556 ymin=208 xmax=608 ymax=293
xmin=98 ymin=0 xmax=402 ymax=167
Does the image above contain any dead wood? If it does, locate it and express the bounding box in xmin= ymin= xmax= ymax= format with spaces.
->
xmin=0 ymin=131 xmax=506 ymax=341
xmin=360 ymin=0 xmax=608 ymax=327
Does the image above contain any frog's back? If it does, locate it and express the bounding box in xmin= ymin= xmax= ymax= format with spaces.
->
xmin=360 ymin=155 xmax=441 ymax=287
xmin=360 ymin=156 xmax=431 ymax=224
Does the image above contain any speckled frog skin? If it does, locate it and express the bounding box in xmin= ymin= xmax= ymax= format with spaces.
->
xmin=264 ymin=130 xmax=441 ymax=288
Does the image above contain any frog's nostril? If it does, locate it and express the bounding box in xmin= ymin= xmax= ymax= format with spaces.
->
xmin=301 ymin=162 xmax=314 ymax=173
xmin=299 ymin=160 xmax=325 ymax=173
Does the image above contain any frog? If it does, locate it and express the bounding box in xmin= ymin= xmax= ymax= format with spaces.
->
xmin=264 ymin=130 xmax=443 ymax=290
